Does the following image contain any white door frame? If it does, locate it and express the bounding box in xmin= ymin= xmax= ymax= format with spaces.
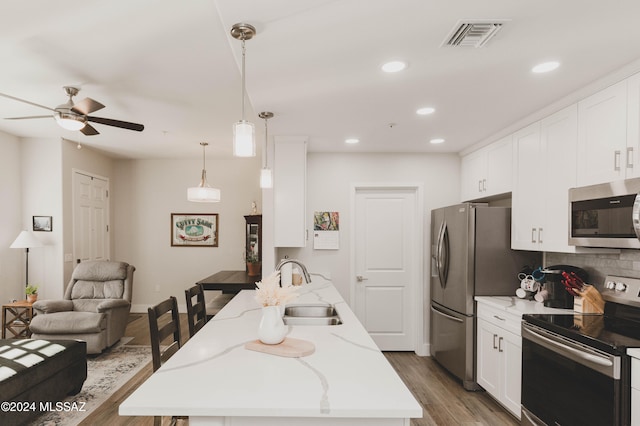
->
xmin=349 ymin=183 xmax=424 ymax=354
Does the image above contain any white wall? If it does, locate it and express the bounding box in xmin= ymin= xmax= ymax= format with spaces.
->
xmin=0 ymin=131 xmax=23 ymax=303
xmin=112 ymin=156 xmax=261 ymax=312
xmin=276 ymin=152 xmax=461 ymax=354
xmin=17 ymin=138 xmax=64 ymax=300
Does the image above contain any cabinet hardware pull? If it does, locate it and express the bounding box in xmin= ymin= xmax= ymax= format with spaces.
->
xmin=538 ymin=227 xmax=543 ymax=243
xmin=478 ymin=180 xmax=482 ymax=192
xmin=628 ymin=147 xmax=634 ymax=169
xmin=498 ymin=336 xmax=504 ymax=352
xmin=614 ymin=150 xmax=621 ymax=171
xmin=531 ymin=228 xmax=537 ymax=243
xmin=482 ymin=179 xmax=487 ymax=192
xmin=493 ymin=315 xmax=505 ymax=321
xmin=493 ymin=334 xmax=498 ymax=349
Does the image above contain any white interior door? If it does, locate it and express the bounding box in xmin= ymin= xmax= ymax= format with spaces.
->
xmin=352 ymin=186 xmax=421 ymax=351
xmin=73 ymin=171 xmax=110 ymax=264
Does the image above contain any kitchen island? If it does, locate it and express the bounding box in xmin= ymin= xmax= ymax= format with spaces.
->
xmin=119 ymin=276 xmax=422 ymax=425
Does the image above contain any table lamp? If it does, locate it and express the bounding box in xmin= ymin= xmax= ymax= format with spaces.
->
xmin=10 ymin=230 xmax=43 ymax=292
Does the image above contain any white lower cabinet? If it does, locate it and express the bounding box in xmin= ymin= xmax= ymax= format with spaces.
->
xmin=476 ymin=304 xmax=522 ymax=419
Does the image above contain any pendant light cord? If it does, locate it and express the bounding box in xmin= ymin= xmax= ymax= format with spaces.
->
xmin=241 ymin=38 xmax=246 ymax=122
xmin=263 ymin=117 xmax=268 ymax=168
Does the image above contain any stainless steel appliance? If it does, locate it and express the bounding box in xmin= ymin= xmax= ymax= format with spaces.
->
xmin=522 ymin=275 xmax=640 ymax=426
xmin=569 ymin=177 xmax=640 ymax=249
xmin=430 ymin=204 xmax=540 ymax=390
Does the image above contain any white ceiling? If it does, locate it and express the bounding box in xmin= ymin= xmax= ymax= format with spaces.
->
xmin=1 ymin=0 xmax=640 ymax=159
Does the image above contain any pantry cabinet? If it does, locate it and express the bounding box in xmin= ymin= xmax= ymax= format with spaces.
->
xmin=460 ymin=135 xmax=512 ymax=202
xmin=511 ymin=105 xmax=578 ymax=252
xmin=273 ymin=136 xmax=307 ymax=247
xmin=577 ymin=80 xmax=629 ymax=186
xmin=476 ymin=303 xmax=522 ymax=419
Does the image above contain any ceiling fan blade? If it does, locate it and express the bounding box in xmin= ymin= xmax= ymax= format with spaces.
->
xmin=5 ymin=115 xmax=51 ymax=120
xmin=0 ymin=92 xmax=54 ymax=112
xmin=71 ymin=97 xmax=105 ymax=115
xmin=87 ymin=116 xmax=144 ymax=132
xmin=80 ymin=123 xmax=99 ymax=136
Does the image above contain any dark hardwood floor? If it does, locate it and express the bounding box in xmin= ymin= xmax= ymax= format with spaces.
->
xmin=81 ymin=314 xmax=518 ymax=425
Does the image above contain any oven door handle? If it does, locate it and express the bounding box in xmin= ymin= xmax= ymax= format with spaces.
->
xmin=522 ymin=323 xmax=619 ymax=379
xmin=633 ymin=192 xmax=640 ymax=241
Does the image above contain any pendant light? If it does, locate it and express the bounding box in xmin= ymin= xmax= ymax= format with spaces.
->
xmin=259 ymin=111 xmax=273 ymax=188
xmin=187 ymin=142 xmax=221 ymax=202
xmin=231 ymin=23 xmax=257 ymax=157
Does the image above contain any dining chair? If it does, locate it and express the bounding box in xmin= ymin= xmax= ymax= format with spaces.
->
xmin=148 ymin=296 xmax=183 ymax=426
xmin=185 ymin=284 xmax=208 ymax=338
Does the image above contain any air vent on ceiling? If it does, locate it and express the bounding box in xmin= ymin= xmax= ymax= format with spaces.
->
xmin=442 ymin=20 xmax=508 ymax=48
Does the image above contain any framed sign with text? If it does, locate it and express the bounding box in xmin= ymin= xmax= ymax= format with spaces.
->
xmin=171 ymin=213 xmax=218 ymax=247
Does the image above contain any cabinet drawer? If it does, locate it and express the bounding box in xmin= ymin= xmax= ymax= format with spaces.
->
xmin=477 ymin=303 xmax=522 ymax=336
xmin=632 ymin=358 xmax=640 ymax=390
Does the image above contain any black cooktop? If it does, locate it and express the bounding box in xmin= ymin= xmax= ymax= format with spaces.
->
xmin=524 ymin=308 xmax=640 ymax=354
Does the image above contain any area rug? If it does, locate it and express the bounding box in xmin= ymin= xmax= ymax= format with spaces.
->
xmin=31 ymin=341 xmax=151 ymax=426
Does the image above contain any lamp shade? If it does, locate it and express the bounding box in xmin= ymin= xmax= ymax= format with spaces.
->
xmin=10 ymin=230 xmax=43 ymax=249
xmin=233 ymin=120 xmax=256 ymax=157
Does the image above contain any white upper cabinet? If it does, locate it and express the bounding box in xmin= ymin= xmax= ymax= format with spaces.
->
xmin=626 ymin=72 xmax=640 ymax=178
xmin=577 ymin=80 xmax=629 ymax=186
xmin=512 ymin=105 xmax=579 ymax=252
xmin=511 ymin=122 xmax=543 ymax=250
xmin=273 ymin=136 xmax=307 ymax=247
xmin=460 ymin=135 xmax=512 ymax=202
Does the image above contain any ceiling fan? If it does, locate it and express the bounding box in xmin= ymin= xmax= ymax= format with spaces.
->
xmin=0 ymin=86 xmax=144 ymax=135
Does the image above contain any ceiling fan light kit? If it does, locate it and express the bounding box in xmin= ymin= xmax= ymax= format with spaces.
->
xmin=188 ymin=142 xmax=221 ymax=203
xmin=231 ymin=22 xmax=256 ymax=157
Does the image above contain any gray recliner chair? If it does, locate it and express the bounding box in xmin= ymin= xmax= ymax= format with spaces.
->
xmin=30 ymin=261 xmax=135 ymax=354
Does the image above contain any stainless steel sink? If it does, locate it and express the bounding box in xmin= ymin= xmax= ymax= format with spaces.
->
xmin=284 ymin=304 xmax=338 ymax=317
xmin=282 ymin=304 xmax=342 ymax=326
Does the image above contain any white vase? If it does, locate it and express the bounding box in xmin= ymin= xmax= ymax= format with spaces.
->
xmin=258 ymin=305 xmax=287 ymax=344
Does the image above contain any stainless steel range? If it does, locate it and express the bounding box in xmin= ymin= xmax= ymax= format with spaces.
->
xmin=521 ymin=275 xmax=640 ymax=426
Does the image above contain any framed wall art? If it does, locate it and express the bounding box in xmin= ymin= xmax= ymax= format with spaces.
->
xmin=171 ymin=213 xmax=218 ymax=247
xmin=33 ymin=216 xmax=52 ymax=232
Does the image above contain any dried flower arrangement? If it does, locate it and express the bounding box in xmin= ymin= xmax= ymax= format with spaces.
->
xmin=254 ymin=271 xmax=298 ymax=307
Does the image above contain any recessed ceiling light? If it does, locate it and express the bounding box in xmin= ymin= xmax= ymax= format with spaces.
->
xmin=381 ymin=61 xmax=407 ymax=73
xmin=532 ymin=61 xmax=560 ymax=74
xmin=430 ymin=138 xmax=445 ymax=144
xmin=345 ymin=138 xmax=359 ymax=144
xmin=416 ymin=107 xmax=435 ymax=115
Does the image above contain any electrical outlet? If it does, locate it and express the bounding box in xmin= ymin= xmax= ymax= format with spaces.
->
xmin=155 ymin=285 xmax=160 ymax=292
xmin=64 ymin=253 xmax=73 ymax=262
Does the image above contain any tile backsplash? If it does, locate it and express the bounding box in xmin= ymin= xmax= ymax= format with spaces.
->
xmin=546 ymin=250 xmax=640 ymax=287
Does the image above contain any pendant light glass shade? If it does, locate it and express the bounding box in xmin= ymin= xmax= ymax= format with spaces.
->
xmin=231 ymin=23 xmax=257 ymax=157
xmin=188 ymin=142 xmax=221 ymax=202
xmin=258 ymin=111 xmax=273 ymax=188
xmin=260 ymin=168 xmax=273 ymax=188
xmin=233 ymin=120 xmax=255 ymax=157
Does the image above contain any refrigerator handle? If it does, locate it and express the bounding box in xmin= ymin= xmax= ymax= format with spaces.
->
xmin=436 ymin=222 xmax=449 ymax=289
xmin=441 ymin=223 xmax=450 ymax=287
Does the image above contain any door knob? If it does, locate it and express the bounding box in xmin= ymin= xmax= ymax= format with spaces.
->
xmin=356 ymin=275 xmax=368 ymax=282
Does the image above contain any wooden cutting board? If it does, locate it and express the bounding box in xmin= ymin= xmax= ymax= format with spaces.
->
xmin=245 ymin=337 xmax=315 ymax=358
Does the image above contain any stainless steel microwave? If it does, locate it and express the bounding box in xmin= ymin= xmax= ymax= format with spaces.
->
xmin=569 ymin=178 xmax=640 ymax=249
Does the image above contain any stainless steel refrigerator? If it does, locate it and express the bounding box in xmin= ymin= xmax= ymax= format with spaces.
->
xmin=429 ymin=203 xmax=540 ymax=390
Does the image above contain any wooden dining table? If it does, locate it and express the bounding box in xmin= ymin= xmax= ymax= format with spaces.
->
xmin=196 ymin=270 xmax=261 ymax=294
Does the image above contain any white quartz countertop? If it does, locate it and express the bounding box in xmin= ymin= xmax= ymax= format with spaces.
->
xmin=119 ymin=278 xmax=422 ymax=420
xmin=475 ymin=296 xmax=575 ymax=317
